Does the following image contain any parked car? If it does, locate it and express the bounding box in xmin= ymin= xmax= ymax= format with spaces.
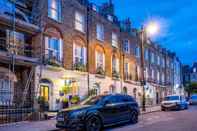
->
xmin=161 ymin=95 xmax=189 ymax=111
xmin=189 ymin=95 xmax=197 ymax=105
xmin=56 ymin=94 xmax=139 ymax=131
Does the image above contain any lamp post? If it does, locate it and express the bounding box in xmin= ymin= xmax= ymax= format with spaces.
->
xmin=139 ymin=21 xmax=159 ymax=112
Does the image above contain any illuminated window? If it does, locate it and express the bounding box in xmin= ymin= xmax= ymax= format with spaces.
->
xmin=73 ymin=44 xmax=86 ymax=64
xmin=135 ymin=46 xmax=140 ymax=58
xmin=48 ymin=0 xmax=61 ymax=21
xmin=157 ymin=56 xmax=160 ymax=65
xmin=151 ymin=52 xmax=154 ymax=63
xmin=45 ymin=37 xmax=63 ymax=62
xmin=123 ymin=40 xmax=130 ymax=53
xmin=144 ymin=48 xmax=149 ymax=60
xmin=96 ymin=51 xmax=105 ymax=70
xmin=112 ymin=32 xmax=118 ymax=48
xmin=112 ymin=57 xmax=119 ymax=73
xmin=96 ymin=23 xmax=104 ymax=41
xmin=75 ymin=11 xmax=85 ymax=32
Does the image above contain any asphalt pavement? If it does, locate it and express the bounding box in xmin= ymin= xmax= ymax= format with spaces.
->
xmin=0 ymin=105 xmax=197 ymax=131
xmin=108 ymin=105 xmax=197 ymax=131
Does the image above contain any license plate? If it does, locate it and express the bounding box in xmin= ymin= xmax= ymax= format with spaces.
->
xmin=57 ymin=117 xmax=64 ymax=121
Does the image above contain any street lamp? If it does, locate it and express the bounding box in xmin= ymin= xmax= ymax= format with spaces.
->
xmin=140 ymin=21 xmax=159 ymax=112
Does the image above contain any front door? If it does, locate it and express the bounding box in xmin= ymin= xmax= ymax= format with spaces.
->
xmin=40 ymin=85 xmax=49 ymax=102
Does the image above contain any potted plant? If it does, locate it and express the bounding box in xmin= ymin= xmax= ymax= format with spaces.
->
xmin=70 ymin=96 xmax=80 ymax=104
xmin=74 ymin=63 xmax=86 ymax=72
xmin=96 ymin=66 xmax=105 ymax=76
xmin=62 ymin=98 xmax=69 ymax=108
xmin=112 ymin=70 xmax=120 ymax=78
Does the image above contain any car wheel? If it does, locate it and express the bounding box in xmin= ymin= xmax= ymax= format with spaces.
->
xmin=161 ymin=108 xmax=165 ymax=111
xmin=86 ymin=116 xmax=102 ymax=131
xmin=130 ymin=111 xmax=138 ymax=124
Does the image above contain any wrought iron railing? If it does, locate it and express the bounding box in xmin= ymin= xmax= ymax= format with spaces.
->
xmin=0 ymin=104 xmax=34 ymax=124
xmin=0 ymin=37 xmax=34 ymax=57
xmin=124 ymin=73 xmax=132 ymax=81
xmin=44 ymin=49 xmax=63 ymax=67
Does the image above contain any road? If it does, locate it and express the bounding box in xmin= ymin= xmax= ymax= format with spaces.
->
xmin=0 ymin=106 xmax=197 ymax=131
xmin=107 ymin=105 xmax=197 ymax=131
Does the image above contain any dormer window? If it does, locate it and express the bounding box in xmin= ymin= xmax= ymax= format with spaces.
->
xmin=107 ymin=15 xmax=113 ymax=22
xmin=92 ymin=4 xmax=98 ymax=12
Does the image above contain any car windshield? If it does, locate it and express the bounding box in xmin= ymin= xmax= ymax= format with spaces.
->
xmin=164 ymin=96 xmax=180 ymax=101
xmin=81 ymin=96 xmax=106 ymax=105
xmin=191 ymin=95 xmax=197 ymax=99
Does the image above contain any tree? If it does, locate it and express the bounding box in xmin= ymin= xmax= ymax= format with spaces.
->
xmin=185 ymin=82 xmax=197 ymax=97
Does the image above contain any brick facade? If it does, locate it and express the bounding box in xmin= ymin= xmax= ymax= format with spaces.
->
xmin=0 ymin=0 xmax=182 ymax=111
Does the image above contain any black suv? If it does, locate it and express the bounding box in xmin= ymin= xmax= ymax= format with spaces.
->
xmin=56 ymin=94 xmax=139 ymax=131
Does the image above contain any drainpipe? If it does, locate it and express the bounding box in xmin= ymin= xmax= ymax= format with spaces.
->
xmin=86 ymin=4 xmax=90 ymax=96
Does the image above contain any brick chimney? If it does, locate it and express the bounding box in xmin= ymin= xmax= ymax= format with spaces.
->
xmin=100 ymin=0 xmax=114 ymax=16
xmin=121 ymin=18 xmax=132 ymax=32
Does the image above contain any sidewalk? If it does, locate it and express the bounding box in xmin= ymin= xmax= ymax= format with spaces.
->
xmin=0 ymin=106 xmax=161 ymax=131
xmin=141 ymin=106 xmax=161 ymax=114
xmin=0 ymin=119 xmax=57 ymax=131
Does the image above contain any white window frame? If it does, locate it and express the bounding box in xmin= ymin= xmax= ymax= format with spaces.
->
xmin=123 ymin=39 xmax=130 ymax=53
xmin=96 ymin=51 xmax=105 ymax=70
xmin=48 ymin=0 xmax=62 ymax=21
xmin=145 ymin=48 xmax=149 ymax=60
xmin=135 ymin=46 xmax=140 ymax=58
xmin=151 ymin=52 xmax=154 ymax=63
xmin=124 ymin=62 xmax=129 ymax=75
xmin=145 ymin=67 xmax=148 ymax=80
xmin=157 ymin=71 xmax=160 ymax=82
xmin=112 ymin=57 xmax=119 ymax=73
xmin=75 ymin=11 xmax=85 ymax=32
xmin=151 ymin=69 xmax=154 ymax=80
xmin=112 ymin=32 xmax=118 ymax=48
xmin=157 ymin=56 xmax=160 ymax=65
xmin=45 ymin=36 xmax=63 ymax=62
xmin=96 ymin=23 xmax=104 ymax=41
xmin=73 ymin=44 xmax=86 ymax=65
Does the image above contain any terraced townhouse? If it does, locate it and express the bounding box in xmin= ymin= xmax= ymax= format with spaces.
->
xmin=0 ymin=0 xmax=182 ymax=115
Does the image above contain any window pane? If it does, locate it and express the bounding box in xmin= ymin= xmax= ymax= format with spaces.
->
xmin=75 ymin=12 xmax=85 ymax=32
xmin=48 ymin=0 xmax=61 ymax=21
xmin=96 ymin=24 xmax=104 ymax=41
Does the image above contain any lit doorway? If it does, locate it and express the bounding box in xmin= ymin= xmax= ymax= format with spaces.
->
xmin=40 ymin=85 xmax=49 ymax=102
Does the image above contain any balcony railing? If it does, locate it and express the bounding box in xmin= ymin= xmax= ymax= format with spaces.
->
xmin=112 ymin=70 xmax=120 ymax=79
xmin=44 ymin=50 xmax=63 ymax=67
xmin=73 ymin=62 xmax=86 ymax=72
xmin=124 ymin=73 xmax=132 ymax=81
xmin=0 ymin=37 xmax=33 ymax=57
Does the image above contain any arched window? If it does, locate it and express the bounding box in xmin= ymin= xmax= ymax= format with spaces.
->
xmin=123 ymin=87 xmax=127 ymax=95
xmin=110 ymin=85 xmax=116 ymax=94
xmin=44 ymin=27 xmax=63 ymax=64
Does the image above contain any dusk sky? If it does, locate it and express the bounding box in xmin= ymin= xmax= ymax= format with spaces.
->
xmin=91 ymin=0 xmax=197 ymax=65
